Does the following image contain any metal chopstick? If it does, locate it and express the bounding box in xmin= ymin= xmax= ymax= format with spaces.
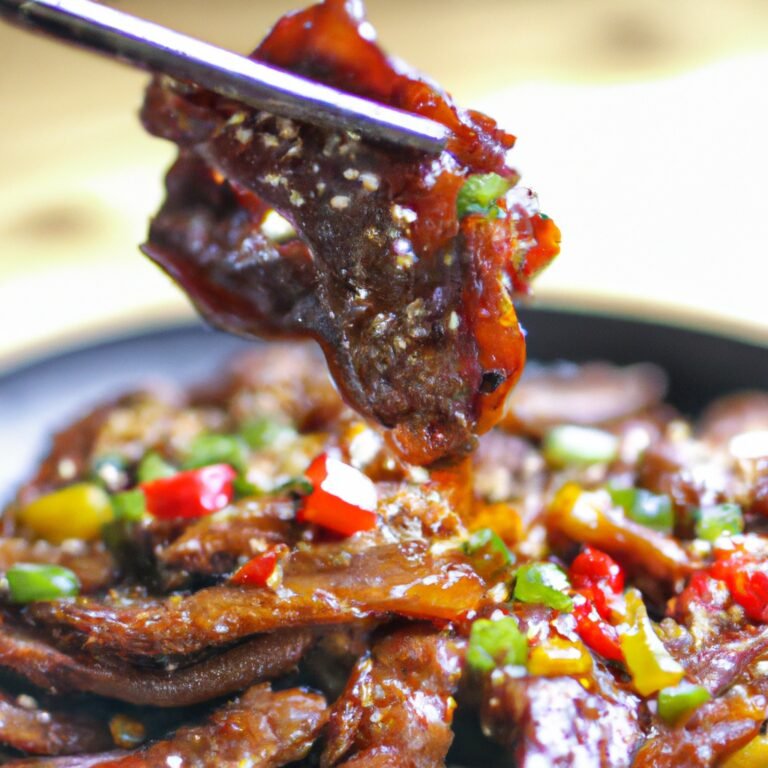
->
xmin=0 ymin=0 xmax=450 ymax=153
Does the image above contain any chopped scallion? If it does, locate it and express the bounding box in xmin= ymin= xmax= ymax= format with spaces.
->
xmin=543 ymin=425 xmax=618 ymax=467
xmin=694 ymin=503 xmax=744 ymax=542
xmin=657 ymin=681 xmax=711 ymax=725
xmin=6 ymin=563 xmax=80 ymax=603
xmin=513 ymin=562 xmax=574 ymax=612
xmin=466 ymin=616 xmax=528 ymax=673
xmin=137 ymin=452 xmax=176 ymax=484
xmin=609 ymin=486 xmax=673 ymax=534
xmin=111 ymin=489 xmax=146 ymax=522
xmin=457 ymin=173 xmax=513 ymax=219
xmin=183 ymin=434 xmax=249 ymax=473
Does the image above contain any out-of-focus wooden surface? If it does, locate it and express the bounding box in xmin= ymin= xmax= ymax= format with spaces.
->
xmin=1 ymin=1 xmax=767 ymax=370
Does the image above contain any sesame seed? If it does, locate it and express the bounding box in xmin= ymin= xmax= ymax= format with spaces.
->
xmin=261 ymin=134 xmax=279 ymax=148
xmin=289 ymin=190 xmax=305 ymax=207
xmin=264 ymin=173 xmax=281 ymax=187
xmin=448 ymin=311 xmax=460 ymax=330
xmin=330 ymin=195 xmax=350 ymax=210
xmin=360 ymin=172 xmax=380 ymax=191
xmin=316 ymin=181 xmax=327 ymax=195
xmin=227 ymin=112 xmax=246 ymax=126
xmin=343 ymin=168 xmax=360 ymax=180
xmin=235 ymin=127 xmax=253 ymax=145
xmin=392 ymin=204 xmax=417 ymax=223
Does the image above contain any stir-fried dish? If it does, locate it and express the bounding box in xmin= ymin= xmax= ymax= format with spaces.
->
xmin=5 ymin=0 xmax=768 ymax=767
xmin=4 ymin=348 xmax=768 ymax=767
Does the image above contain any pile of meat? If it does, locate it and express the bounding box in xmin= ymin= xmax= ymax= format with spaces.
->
xmin=1 ymin=345 xmax=768 ymax=766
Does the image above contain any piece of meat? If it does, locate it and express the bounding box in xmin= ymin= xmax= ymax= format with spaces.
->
xmin=546 ymin=485 xmax=694 ymax=586
xmin=6 ymin=684 xmax=328 ymax=768
xmin=502 ymin=362 xmax=668 ymax=438
xmin=141 ymin=0 xmax=559 ymax=467
xmin=0 ymin=618 xmax=311 ymax=706
xmin=12 ymin=403 xmax=116 ymax=511
xmin=637 ymin=437 xmax=732 ymax=514
xmin=322 ymin=626 xmax=465 ymax=767
xmin=0 ymin=689 xmax=113 ymax=756
xmin=158 ymin=496 xmax=296 ymax=577
xmin=632 ymin=688 xmax=766 ymax=767
xmin=0 ymin=539 xmax=116 ymax=594
xmin=481 ymin=673 xmax=642 ymax=768
xmin=25 ymin=541 xmax=483 ymax=660
xmin=210 ymin=344 xmax=346 ymax=432
xmin=698 ymin=392 xmax=768 ymax=447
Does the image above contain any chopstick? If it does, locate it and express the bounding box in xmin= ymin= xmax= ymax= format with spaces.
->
xmin=0 ymin=0 xmax=450 ymax=153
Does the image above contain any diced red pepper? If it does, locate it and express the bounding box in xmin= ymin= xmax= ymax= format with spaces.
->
xmin=711 ymin=552 xmax=768 ymax=623
xmin=140 ymin=463 xmax=236 ymax=520
xmin=572 ymin=596 xmax=624 ymax=663
xmin=569 ymin=546 xmax=624 ymax=620
xmin=231 ymin=545 xmax=287 ymax=587
xmin=297 ymin=453 xmax=378 ymax=536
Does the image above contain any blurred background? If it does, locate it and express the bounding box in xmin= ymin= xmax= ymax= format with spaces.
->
xmin=1 ymin=0 xmax=767 ymax=372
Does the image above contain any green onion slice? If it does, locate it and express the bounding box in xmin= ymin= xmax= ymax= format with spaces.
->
xmin=7 ymin=563 xmax=80 ymax=603
xmin=513 ymin=562 xmax=574 ymax=612
xmin=467 ymin=616 xmax=528 ymax=673
xmin=694 ymin=503 xmax=744 ymax=542
xmin=543 ymin=425 xmax=619 ymax=467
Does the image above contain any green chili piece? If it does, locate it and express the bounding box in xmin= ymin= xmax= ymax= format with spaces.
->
xmin=241 ymin=418 xmax=297 ymax=450
xmin=457 ymin=173 xmax=513 ymax=219
xmin=183 ymin=434 xmax=249 ymax=473
xmin=609 ymin=487 xmax=673 ymax=534
xmin=543 ymin=425 xmax=619 ymax=467
xmin=694 ymin=503 xmax=744 ymax=542
xmin=6 ymin=564 xmax=80 ymax=603
xmin=111 ymin=489 xmax=146 ymax=522
xmin=463 ymin=528 xmax=513 ymax=578
xmin=657 ymin=681 xmax=711 ymax=725
xmin=137 ymin=452 xmax=176 ymax=484
xmin=466 ymin=616 xmax=528 ymax=673
xmin=514 ymin=562 xmax=574 ymax=612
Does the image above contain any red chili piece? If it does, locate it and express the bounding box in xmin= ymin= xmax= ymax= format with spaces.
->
xmin=141 ymin=464 xmax=236 ymax=520
xmin=570 ymin=545 xmax=624 ymax=620
xmin=569 ymin=547 xmax=625 ymax=661
xmin=711 ymin=552 xmax=768 ymax=623
xmin=572 ymin=598 xmax=624 ymax=663
xmin=231 ymin=545 xmax=288 ymax=587
xmin=298 ymin=454 xmax=378 ymax=537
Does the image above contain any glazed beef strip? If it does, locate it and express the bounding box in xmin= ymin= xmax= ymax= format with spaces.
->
xmin=140 ymin=0 xmax=559 ymax=466
xmin=322 ymin=626 xmax=465 ymax=767
xmin=6 ymin=684 xmax=328 ymax=768
xmin=0 ymin=619 xmax=312 ymax=707
xmin=480 ymin=672 xmax=642 ymax=768
xmin=25 ymin=541 xmax=483 ymax=661
xmin=0 ymin=690 xmax=113 ymax=757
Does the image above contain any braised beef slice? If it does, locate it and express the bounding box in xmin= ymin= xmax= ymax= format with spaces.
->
xmin=0 ymin=689 xmax=113 ymax=757
xmin=502 ymin=362 xmax=668 ymax=438
xmin=25 ymin=541 xmax=483 ymax=660
xmin=6 ymin=684 xmax=327 ymax=768
xmin=0 ymin=618 xmax=312 ymax=707
xmin=322 ymin=626 xmax=465 ymax=767
xmin=140 ymin=0 xmax=559 ymax=466
xmin=481 ymin=673 xmax=641 ymax=768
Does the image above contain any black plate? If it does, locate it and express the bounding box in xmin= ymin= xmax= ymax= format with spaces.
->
xmin=1 ymin=307 xmax=766 ymax=506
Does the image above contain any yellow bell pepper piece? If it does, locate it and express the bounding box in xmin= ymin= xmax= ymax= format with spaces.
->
xmin=18 ymin=483 xmax=114 ymax=543
xmin=528 ymin=636 xmax=593 ymax=677
xmin=721 ymin=735 xmax=768 ymax=768
xmin=619 ymin=589 xmax=684 ymax=696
